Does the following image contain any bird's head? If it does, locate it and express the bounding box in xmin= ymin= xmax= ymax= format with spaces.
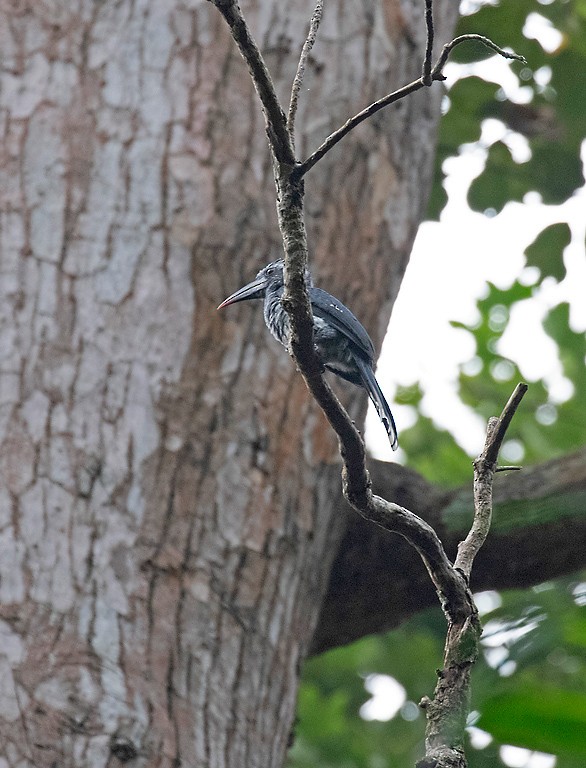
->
xmin=217 ymin=259 xmax=311 ymax=310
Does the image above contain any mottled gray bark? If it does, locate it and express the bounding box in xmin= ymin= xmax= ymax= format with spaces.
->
xmin=0 ymin=1 xmax=458 ymax=766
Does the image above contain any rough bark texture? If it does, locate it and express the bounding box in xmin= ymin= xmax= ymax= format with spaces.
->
xmin=0 ymin=1 xmax=459 ymax=766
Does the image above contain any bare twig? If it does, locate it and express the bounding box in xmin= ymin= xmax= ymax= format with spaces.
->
xmin=455 ymin=382 xmax=528 ymax=579
xmin=422 ymin=0 xmax=435 ymax=86
xmin=288 ymin=0 xmax=324 ymax=145
xmin=294 ymin=33 xmax=526 ymax=179
xmin=293 ymin=78 xmax=425 ymax=179
xmin=431 ymin=34 xmax=527 ymax=80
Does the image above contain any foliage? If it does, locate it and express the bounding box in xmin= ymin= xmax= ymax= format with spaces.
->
xmin=472 ymin=579 xmax=586 ymax=767
xmin=291 ymin=1 xmax=586 ymax=767
xmin=289 ymin=579 xmax=586 ymax=768
xmin=403 ymin=0 xmax=586 ymax=482
xmin=430 ymin=0 xmax=586 ymax=219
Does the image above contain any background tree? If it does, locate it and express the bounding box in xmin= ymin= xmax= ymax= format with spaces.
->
xmin=0 ymin=1 xmax=583 ymax=768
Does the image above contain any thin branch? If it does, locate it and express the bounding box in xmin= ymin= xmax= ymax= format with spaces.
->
xmin=288 ymin=0 xmax=324 ymax=145
xmin=431 ymin=33 xmax=527 ymax=78
xmin=484 ymin=382 xmax=529 ymax=467
xmin=422 ymin=0 xmax=435 ymax=86
xmin=294 ymin=33 xmax=526 ymax=179
xmin=293 ymin=78 xmax=425 ymax=179
xmin=208 ymin=0 xmax=295 ymax=166
xmin=455 ymin=382 xmax=528 ymax=578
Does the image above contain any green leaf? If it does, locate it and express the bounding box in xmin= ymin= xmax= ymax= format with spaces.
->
xmin=468 ymin=141 xmax=584 ymax=214
xmin=478 ymin=687 xmax=586 ymax=755
xmin=525 ymin=223 xmax=570 ymax=281
xmin=442 ymin=77 xmax=501 ymax=148
xmin=467 ymin=141 xmax=530 ymax=213
xmin=543 ymin=303 xmax=586 ymax=382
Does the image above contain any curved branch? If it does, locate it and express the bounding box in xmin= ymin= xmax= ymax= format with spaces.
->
xmin=312 ymin=447 xmax=586 ymax=654
xmin=431 ymin=34 xmax=527 ymax=79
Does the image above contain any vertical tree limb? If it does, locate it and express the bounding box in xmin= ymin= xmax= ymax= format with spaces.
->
xmin=455 ymin=382 xmax=528 ymax=578
xmin=287 ymin=0 xmax=324 ymax=145
xmin=423 ymin=0 xmax=435 ymax=85
xmin=418 ymin=383 xmax=527 ymax=768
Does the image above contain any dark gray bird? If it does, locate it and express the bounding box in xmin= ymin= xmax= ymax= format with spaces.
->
xmin=218 ymin=259 xmax=398 ymax=450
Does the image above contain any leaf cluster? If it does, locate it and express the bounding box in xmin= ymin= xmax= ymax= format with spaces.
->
xmin=290 ymin=578 xmax=586 ymax=768
xmin=429 ymin=0 xmax=586 ymax=218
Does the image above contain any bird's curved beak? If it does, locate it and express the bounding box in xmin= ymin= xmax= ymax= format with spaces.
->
xmin=217 ymin=276 xmax=267 ymax=310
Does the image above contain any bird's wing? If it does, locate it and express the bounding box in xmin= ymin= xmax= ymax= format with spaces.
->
xmin=309 ymin=287 xmax=375 ymax=360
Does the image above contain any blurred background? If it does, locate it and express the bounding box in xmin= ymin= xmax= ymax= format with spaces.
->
xmin=290 ymin=1 xmax=586 ymax=766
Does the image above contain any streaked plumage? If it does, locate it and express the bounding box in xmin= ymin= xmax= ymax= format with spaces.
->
xmin=218 ymin=260 xmax=398 ymax=449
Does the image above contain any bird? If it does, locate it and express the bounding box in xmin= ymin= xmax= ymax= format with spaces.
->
xmin=218 ymin=259 xmax=398 ymax=450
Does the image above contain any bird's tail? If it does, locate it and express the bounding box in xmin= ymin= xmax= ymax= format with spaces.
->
xmin=354 ymin=357 xmax=398 ymax=451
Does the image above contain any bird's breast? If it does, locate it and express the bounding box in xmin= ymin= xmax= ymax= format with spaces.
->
xmin=264 ymin=293 xmax=289 ymax=347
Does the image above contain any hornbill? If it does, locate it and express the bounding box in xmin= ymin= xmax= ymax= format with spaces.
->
xmin=218 ymin=259 xmax=398 ymax=449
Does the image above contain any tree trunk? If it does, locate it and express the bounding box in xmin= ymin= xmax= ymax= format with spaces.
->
xmin=0 ymin=1 xmax=458 ymax=765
